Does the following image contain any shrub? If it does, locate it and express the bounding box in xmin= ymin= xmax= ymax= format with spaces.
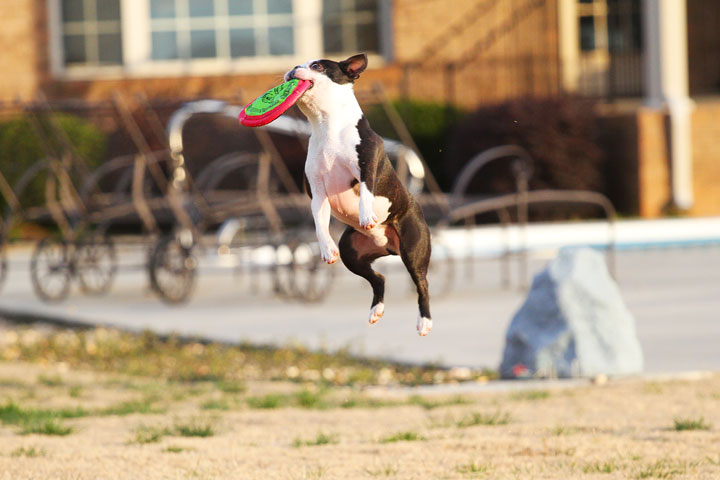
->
xmin=444 ymin=96 xmax=604 ymax=213
xmin=365 ymin=99 xmax=466 ymax=190
xmin=0 ymin=114 xmax=106 ymax=210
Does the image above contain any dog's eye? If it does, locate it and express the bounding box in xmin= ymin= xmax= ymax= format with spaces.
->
xmin=310 ymin=62 xmax=323 ymax=71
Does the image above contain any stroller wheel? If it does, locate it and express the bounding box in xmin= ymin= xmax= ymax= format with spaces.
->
xmin=30 ymin=237 xmax=72 ymax=302
xmin=148 ymin=234 xmax=197 ymax=304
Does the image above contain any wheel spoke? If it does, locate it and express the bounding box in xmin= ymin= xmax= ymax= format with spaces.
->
xmin=77 ymin=235 xmax=117 ymax=295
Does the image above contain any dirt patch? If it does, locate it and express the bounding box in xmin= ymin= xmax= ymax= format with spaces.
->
xmin=1 ymin=359 xmax=719 ymax=479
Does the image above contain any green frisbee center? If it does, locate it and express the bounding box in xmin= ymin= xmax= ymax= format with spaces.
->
xmin=245 ymin=79 xmax=300 ymax=116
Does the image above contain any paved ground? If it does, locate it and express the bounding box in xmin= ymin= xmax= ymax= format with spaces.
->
xmin=1 ymin=240 xmax=719 ymax=373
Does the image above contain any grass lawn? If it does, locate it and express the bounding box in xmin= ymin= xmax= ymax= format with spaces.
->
xmin=1 ymin=322 xmax=719 ymax=479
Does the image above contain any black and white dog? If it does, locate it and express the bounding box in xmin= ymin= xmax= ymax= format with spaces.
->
xmin=285 ymin=54 xmax=433 ymax=336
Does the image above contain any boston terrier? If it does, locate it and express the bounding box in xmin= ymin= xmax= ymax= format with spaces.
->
xmin=284 ymin=54 xmax=433 ymax=336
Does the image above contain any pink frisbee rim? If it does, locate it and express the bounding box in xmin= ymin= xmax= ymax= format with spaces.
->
xmin=238 ymin=79 xmax=312 ymax=127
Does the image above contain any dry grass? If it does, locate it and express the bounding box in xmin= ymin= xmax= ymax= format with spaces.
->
xmin=0 ymin=324 xmax=719 ymax=479
xmin=0 ymin=322 xmax=494 ymax=387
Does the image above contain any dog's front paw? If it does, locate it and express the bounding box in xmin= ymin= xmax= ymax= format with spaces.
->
xmin=320 ymin=243 xmax=339 ymax=264
xmin=417 ymin=316 xmax=433 ymax=336
xmin=359 ymin=209 xmax=379 ymax=230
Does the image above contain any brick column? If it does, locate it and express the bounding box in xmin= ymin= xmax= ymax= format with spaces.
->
xmin=0 ymin=0 xmax=42 ymax=101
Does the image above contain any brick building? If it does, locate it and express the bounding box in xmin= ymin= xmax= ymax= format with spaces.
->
xmin=1 ymin=0 xmax=719 ymax=217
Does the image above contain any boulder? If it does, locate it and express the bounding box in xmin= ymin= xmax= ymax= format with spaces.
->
xmin=499 ymin=248 xmax=643 ymax=378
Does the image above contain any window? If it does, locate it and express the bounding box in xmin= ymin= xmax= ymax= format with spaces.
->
xmin=60 ymin=0 xmax=123 ymax=65
xmin=576 ymin=0 xmax=607 ymax=53
xmin=50 ymin=0 xmax=389 ymax=78
xmin=576 ymin=0 xmax=642 ymax=54
xmin=322 ymin=0 xmax=380 ymax=55
xmin=579 ymin=15 xmax=595 ymax=51
xmin=558 ymin=0 xmax=642 ymax=97
xmin=149 ymin=0 xmax=295 ymax=61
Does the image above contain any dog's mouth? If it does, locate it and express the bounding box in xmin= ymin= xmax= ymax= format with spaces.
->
xmin=286 ymin=75 xmax=313 ymax=89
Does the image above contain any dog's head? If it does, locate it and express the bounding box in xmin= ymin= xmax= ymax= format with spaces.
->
xmin=284 ymin=54 xmax=368 ymax=117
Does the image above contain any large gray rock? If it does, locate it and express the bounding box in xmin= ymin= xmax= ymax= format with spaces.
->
xmin=500 ymin=248 xmax=643 ymax=379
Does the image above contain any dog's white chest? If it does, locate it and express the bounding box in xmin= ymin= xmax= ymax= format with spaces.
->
xmin=306 ymin=129 xmax=360 ymax=215
xmin=305 ymin=127 xmax=390 ymax=230
xmin=307 ymin=126 xmax=360 ymax=175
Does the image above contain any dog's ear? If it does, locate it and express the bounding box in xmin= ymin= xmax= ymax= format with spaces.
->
xmin=339 ymin=54 xmax=368 ymax=80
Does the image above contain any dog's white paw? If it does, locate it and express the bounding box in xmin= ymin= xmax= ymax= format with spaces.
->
xmin=359 ymin=208 xmax=378 ymax=230
xmin=417 ymin=315 xmax=433 ymax=336
xmin=320 ymin=242 xmax=339 ymax=264
xmin=369 ymin=302 xmax=384 ymax=324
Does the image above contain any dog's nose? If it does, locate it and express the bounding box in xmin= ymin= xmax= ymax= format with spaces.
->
xmin=285 ymin=67 xmax=299 ymax=81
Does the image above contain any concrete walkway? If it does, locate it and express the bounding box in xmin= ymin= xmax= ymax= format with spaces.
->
xmin=1 ymin=220 xmax=719 ymax=373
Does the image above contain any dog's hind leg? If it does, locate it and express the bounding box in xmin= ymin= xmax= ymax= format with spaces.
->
xmin=396 ymin=213 xmax=432 ymax=336
xmin=338 ymin=227 xmax=388 ymax=324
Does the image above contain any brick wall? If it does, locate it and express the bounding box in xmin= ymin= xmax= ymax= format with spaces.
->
xmin=392 ymin=0 xmax=560 ymax=107
xmin=1 ymin=0 xmax=559 ymax=109
xmin=636 ymin=109 xmax=671 ymax=218
xmin=393 ymin=0 xmax=558 ymax=65
xmin=41 ymin=0 xmax=559 ymax=109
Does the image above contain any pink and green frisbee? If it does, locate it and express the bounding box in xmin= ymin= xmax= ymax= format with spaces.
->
xmin=238 ymin=78 xmax=312 ymax=127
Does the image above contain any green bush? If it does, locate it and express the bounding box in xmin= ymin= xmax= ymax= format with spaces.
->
xmin=0 ymin=114 xmax=106 ymax=210
xmin=365 ymin=99 xmax=466 ymax=190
